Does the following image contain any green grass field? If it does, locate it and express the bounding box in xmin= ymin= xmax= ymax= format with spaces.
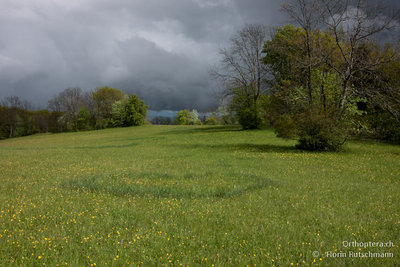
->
xmin=0 ymin=125 xmax=399 ymax=266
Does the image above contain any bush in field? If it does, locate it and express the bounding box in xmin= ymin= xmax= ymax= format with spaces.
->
xmin=235 ymin=96 xmax=262 ymax=130
xmin=274 ymin=111 xmax=346 ymax=151
xmin=175 ymin=109 xmax=201 ymax=125
xmin=274 ymin=114 xmax=297 ymax=139
xmin=226 ymin=93 xmax=262 ymax=129
xmin=296 ymin=113 xmax=346 ymax=151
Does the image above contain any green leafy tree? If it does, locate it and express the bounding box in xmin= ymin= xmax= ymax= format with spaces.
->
xmin=77 ymin=107 xmax=92 ymax=131
xmin=92 ymin=86 xmax=126 ymax=128
xmin=175 ymin=109 xmax=201 ymax=125
xmin=111 ymin=94 xmax=147 ymax=127
xmin=175 ymin=109 xmax=192 ymax=125
xmin=124 ymin=94 xmax=148 ymax=126
xmin=111 ymin=100 xmax=125 ymax=127
xmin=260 ymin=0 xmax=398 ymax=150
xmin=232 ymin=93 xmax=262 ymax=130
xmin=263 ymin=25 xmax=349 ymax=150
xmin=318 ymin=0 xmax=397 ymax=123
xmin=354 ymin=44 xmax=400 ymax=143
xmin=263 ymin=12 xmax=397 ymax=150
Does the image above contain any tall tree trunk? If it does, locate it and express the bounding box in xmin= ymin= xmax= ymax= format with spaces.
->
xmin=8 ymin=111 xmax=16 ymax=138
xmin=9 ymin=125 xmax=13 ymax=138
xmin=321 ymin=68 xmax=326 ymax=115
xmin=337 ymin=80 xmax=350 ymax=123
xmin=306 ymin=30 xmax=313 ymax=108
xmin=337 ymin=65 xmax=353 ymax=123
xmin=253 ymin=97 xmax=258 ymax=128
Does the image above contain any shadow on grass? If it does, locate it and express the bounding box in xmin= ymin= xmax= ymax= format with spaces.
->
xmin=0 ymin=142 xmax=138 ymax=151
xmin=168 ymin=143 xmax=299 ymax=153
xmin=159 ymin=126 xmax=242 ymax=135
xmin=70 ymin=142 xmax=138 ymax=150
xmin=61 ymin=173 xmax=276 ymax=199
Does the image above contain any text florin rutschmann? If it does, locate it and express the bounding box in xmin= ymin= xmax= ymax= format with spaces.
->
xmin=325 ymin=241 xmax=395 ymax=258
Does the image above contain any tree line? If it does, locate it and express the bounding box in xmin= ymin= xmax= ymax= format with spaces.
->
xmin=0 ymin=87 xmax=147 ymax=139
xmin=0 ymin=88 xmax=227 ymax=140
xmin=1 ymin=0 xmax=399 ymax=151
xmin=151 ymin=110 xmax=215 ymax=125
xmin=212 ymin=0 xmax=400 ymax=150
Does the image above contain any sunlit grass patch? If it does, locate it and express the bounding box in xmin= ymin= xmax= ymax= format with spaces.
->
xmin=0 ymin=125 xmax=399 ymax=266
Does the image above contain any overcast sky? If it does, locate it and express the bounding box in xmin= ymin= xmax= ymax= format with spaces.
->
xmin=0 ymin=0 xmax=398 ymax=111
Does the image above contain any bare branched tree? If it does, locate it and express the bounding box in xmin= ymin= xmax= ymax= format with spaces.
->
xmin=280 ymin=0 xmax=399 ymax=122
xmin=356 ymin=43 xmax=400 ymax=122
xmin=281 ymin=0 xmax=322 ymax=107
xmin=211 ymin=24 xmax=269 ymax=99
xmin=0 ymin=96 xmax=33 ymax=138
xmin=48 ymin=87 xmax=85 ymax=130
xmin=320 ymin=0 xmax=398 ymax=121
xmin=1 ymin=96 xmax=23 ymax=138
xmin=210 ymin=24 xmax=269 ymax=127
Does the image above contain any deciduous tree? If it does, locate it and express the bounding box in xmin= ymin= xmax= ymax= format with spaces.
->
xmin=92 ymin=86 xmax=125 ymax=127
xmin=111 ymin=94 xmax=147 ymax=127
xmin=211 ymin=24 xmax=269 ymax=129
xmin=48 ymin=87 xmax=85 ymax=131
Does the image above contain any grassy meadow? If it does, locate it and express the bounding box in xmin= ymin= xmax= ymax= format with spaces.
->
xmin=0 ymin=125 xmax=399 ymax=266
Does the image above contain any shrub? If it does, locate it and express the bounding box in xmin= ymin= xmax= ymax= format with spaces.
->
xmin=274 ymin=114 xmax=297 ymax=139
xmin=235 ymin=97 xmax=262 ymax=130
xmin=273 ymin=112 xmax=347 ymax=151
xmin=296 ymin=113 xmax=346 ymax=151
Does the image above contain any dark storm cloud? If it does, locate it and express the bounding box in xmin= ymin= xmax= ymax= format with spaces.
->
xmin=0 ymin=0 xmax=398 ymax=110
xmin=0 ymin=0 xmax=288 ymax=110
